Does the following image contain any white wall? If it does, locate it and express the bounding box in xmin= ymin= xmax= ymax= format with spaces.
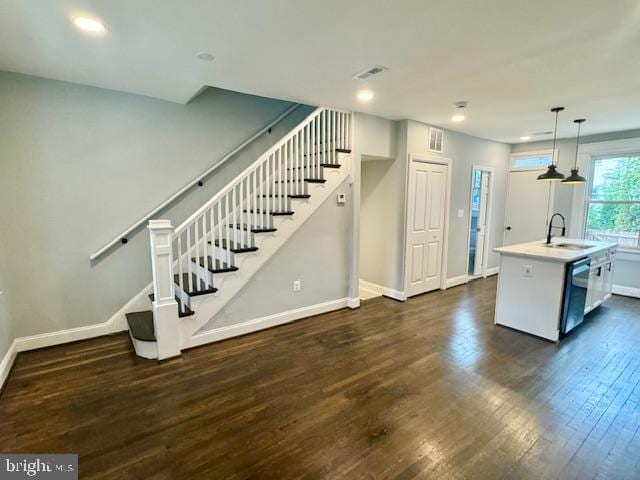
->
xmin=358 ymin=117 xmax=510 ymax=293
xmin=0 ymin=71 xmax=323 ymax=339
xmin=511 ymin=130 xmax=640 ymax=291
xmin=355 ymin=113 xmax=397 ymax=160
xmin=357 ymin=114 xmax=402 ymax=288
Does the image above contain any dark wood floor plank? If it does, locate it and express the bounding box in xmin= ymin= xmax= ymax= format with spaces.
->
xmin=1 ymin=277 xmax=639 ymax=479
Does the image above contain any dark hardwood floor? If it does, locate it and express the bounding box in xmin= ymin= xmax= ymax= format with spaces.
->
xmin=2 ymin=277 xmax=640 ymax=479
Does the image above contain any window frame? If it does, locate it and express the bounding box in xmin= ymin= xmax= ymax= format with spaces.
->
xmin=583 ymin=153 xmax=640 ymax=250
xmin=509 ymin=149 xmax=556 ymax=172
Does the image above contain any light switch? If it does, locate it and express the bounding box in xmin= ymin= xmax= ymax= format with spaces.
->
xmin=457 ymin=209 xmax=464 ymax=218
xmin=337 ymin=193 xmax=346 ymax=205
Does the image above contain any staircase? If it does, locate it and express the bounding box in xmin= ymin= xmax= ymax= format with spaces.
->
xmin=125 ymin=107 xmax=352 ymax=359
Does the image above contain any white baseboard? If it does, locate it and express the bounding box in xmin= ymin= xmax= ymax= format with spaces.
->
xmin=13 ymin=285 xmax=152 ymax=354
xmin=484 ymin=266 xmax=499 ymax=277
xmin=612 ymin=284 xmax=640 ymax=299
xmin=0 ymin=340 xmax=18 ymax=390
xmin=359 ymin=279 xmax=406 ymax=301
xmin=444 ymin=275 xmax=468 ymax=289
xmin=347 ymin=297 xmax=360 ymax=309
xmin=187 ymin=297 xmax=351 ymax=349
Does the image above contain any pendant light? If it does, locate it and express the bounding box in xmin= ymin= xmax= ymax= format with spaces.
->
xmin=561 ymin=119 xmax=587 ymax=184
xmin=537 ymin=107 xmax=566 ymax=181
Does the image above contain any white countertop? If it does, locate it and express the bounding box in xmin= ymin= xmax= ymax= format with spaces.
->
xmin=493 ymin=238 xmax=617 ymax=263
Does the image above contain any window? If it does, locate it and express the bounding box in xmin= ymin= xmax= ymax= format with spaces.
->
xmin=585 ymin=155 xmax=640 ymax=249
xmin=510 ymin=151 xmax=553 ymax=170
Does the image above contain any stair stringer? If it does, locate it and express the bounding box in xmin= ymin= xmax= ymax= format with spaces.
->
xmin=179 ymin=153 xmax=351 ymax=348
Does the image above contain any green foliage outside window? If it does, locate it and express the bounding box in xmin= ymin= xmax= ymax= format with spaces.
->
xmin=586 ymin=156 xmax=640 ymax=247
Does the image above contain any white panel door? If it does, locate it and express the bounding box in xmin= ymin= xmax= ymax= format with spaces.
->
xmin=504 ymin=170 xmax=553 ymax=246
xmin=406 ymin=161 xmax=448 ymax=297
xmin=473 ymin=171 xmax=490 ymax=275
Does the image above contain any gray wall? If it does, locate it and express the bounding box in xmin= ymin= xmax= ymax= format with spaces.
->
xmin=359 ymin=117 xmax=511 ymax=292
xmin=0 ymin=270 xmax=13 ymax=364
xmin=203 ymin=178 xmax=352 ymax=330
xmin=0 ymin=71 xmax=319 ymax=339
xmin=512 ymin=130 xmax=640 ymax=289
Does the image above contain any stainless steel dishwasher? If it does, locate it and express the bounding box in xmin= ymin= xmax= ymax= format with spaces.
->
xmin=560 ymin=257 xmax=591 ymax=335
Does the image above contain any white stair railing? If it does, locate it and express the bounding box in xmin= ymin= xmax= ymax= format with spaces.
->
xmin=149 ymin=107 xmax=352 ymax=318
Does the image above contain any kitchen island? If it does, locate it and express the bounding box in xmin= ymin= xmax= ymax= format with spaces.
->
xmin=493 ymin=238 xmax=617 ymax=341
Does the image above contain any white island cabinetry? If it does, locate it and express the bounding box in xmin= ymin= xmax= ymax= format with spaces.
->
xmin=493 ymin=239 xmax=617 ymax=341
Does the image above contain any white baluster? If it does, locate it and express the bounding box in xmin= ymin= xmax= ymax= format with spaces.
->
xmin=259 ymin=163 xmax=264 ymax=229
xmin=208 ymin=206 xmax=215 ymax=287
xmin=332 ymin=111 xmax=337 ymax=165
xmin=216 ymin=201 xmax=223 ymax=268
xmin=233 ymin=185 xmax=240 ymax=251
xmin=177 ymin=234 xmax=184 ymax=307
xmin=186 ymin=225 xmax=193 ymax=295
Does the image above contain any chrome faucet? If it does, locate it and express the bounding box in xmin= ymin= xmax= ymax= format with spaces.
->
xmin=546 ymin=213 xmax=566 ymax=244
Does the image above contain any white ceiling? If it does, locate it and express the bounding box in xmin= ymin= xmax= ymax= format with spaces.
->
xmin=2 ymin=0 xmax=640 ymax=143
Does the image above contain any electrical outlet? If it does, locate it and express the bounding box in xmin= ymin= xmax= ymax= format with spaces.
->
xmin=457 ymin=209 xmax=464 ymax=218
xmin=337 ymin=193 xmax=346 ymax=205
xmin=293 ymin=279 xmax=301 ymax=292
xmin=523 ymin=265 xmax=533 ymax=277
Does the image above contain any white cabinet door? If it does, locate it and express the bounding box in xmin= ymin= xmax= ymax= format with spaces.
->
xmin=602 ymin=249 xmax=616 ymax=302
xmin=585 ymin=267 xmax=598 ymax=313
xmin=406 ymin=160 xmax=448 ymax=297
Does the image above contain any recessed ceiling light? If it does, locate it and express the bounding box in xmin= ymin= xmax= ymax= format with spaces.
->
xmin=451 ymin=114 xmax=465 ymax=122
xmin=196 ymin=52 xmax=215 ymax=61
xmin=71 ymin=16 xmax=106 ymax=34
xmin=520 ymin=136 xmax=531 ymax=141
xmin=357 ymin=89 xmax=374 ymax=102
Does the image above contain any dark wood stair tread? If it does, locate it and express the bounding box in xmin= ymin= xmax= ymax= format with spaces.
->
xmin=125 ymin=311 xmax=156 ymax=342
xmin=243 ymin=210 xmax=294 ymax=216
xmin=174 ymin=273 xmax=217 ymax=297
xmin=286 ymin=164 xmax=341 ymax=170
xmin=335 ymin=148 xmax=351 ymax=153
xmin=211 ymin=239 xmax=258 ymax=253
xmin=193 ymin=256 xmax=238 ymax=273
xmin=258 ymin=194 xmax=310 ymax=199
xmin=234 ymin=224 xmax=278 ymax=233
xmin=148 ymin=294 xmax=194 ymax=317
xmin=273 ymin=178 xmax=325 ymax=184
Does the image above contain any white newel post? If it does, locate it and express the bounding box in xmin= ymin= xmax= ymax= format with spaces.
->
xmin=148 ymin=219 xmax=181 ymax=359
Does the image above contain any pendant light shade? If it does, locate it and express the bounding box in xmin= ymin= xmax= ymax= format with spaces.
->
xmin=538 ymin=107 xmax=566 ymax=181
xmin=561 ymin=118 xmax=587 ymax=184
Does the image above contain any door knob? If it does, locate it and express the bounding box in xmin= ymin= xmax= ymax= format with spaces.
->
xmin=505 ymin=226 xmax=512 ymax=231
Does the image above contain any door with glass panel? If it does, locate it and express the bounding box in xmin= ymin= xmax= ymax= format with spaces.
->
xmin=468 ymin=168 xmax=491 ymax=277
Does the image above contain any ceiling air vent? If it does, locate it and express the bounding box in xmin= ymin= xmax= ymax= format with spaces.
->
xmin=353 ymin=65 xmax=388 ymax=80
xmin=533 ymin=131 xmax=553 ymax=136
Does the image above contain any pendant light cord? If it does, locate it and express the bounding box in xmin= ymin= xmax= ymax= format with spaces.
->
xmin=551 ymin=110 xmax=559 ymax=166
xmin=573 ymin=121 xmax=582 ymax=169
